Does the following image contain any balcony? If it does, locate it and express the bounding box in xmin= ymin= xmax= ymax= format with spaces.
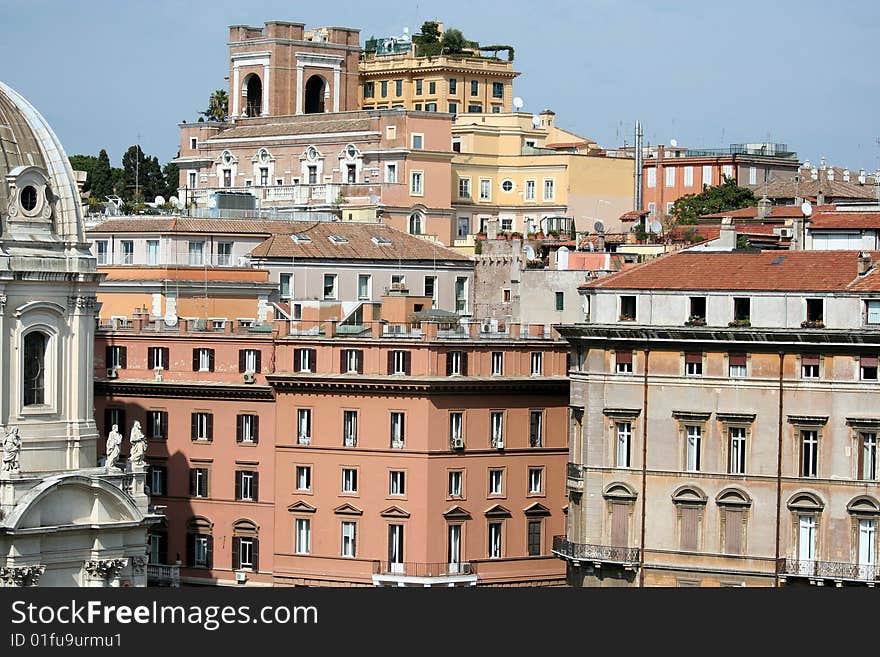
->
xmin=552 ymin=536 xmax=640 ymax=570
xmin=181 ymin=182 xmax=404 ymax=210
xmin=147 ymin=562 xmax=180 ymax=587
xmin=566 ymin=463 xmax=583 ymax=492
xmin=372 ymin=561 xmax=478 ymax=587
xmin=777 ymin=558 xmax=878 ymax=586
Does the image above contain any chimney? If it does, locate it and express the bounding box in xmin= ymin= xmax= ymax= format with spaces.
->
xmin=817 ymin=191 xmax=826 ymax=206
xmin=539 ymin=109 xmax=556 ymax=129
xmin=843 ymin=168 xmax=850 ymax=183
xmin=597 ymin=226 xmax=606 ymax=252
xmin=791 ymin=215 xmax=805 ymax=251
xmin=757 ymin=195 xmax=771 ymax=220
xmin=858 ymin=251 xmax=873 ymax=276
xmin=718 ymin=216 xmax=736 ymax=250
xmin=859 ymin=168 xmax=867 ymax=185
xmin=487 ymin=218 xmax=499 ymax=240
xmin=827 ymin=168 xmax=835 ymax=182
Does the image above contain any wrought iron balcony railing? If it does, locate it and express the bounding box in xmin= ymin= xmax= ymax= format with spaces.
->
xmin=373 ymin=561 xmax=474 ymax=578
xmin=552 ymin=535 xmax=640 ymax=567
xmin=777 ymin=558 xmax=878 ymax=583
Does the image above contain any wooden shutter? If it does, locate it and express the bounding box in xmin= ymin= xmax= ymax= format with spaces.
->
xmin=160 ymin=411 xmax=168 ymax=439
xmin=680 ymin=507 xmax=698 ymax=551
xmin=236 ymin=415 xmax=243 ymax=443
xmin=162 ymin=348 xmax=169 ymax=369
xmin=294 ymin=349 xmax=302 ymax=373
xmin=725 ymin=509 xmax=743 ymax=555
xmin=255 ymin=350 xmax=262 ymax=373
xmin=387 ymin=351 xmax=394 ymax=374
xmin=252 ymin=538 xmax=259 ymax=572
xmin=231 ymin=536 xmax=241 ymax=570
xmin=186 ymin=533 xmax=195 ymax=567
xmin=356 ymin=350 xmax=363 ymax=374
xmin=239 ymin=350 xmax=246 ymax=373
xmin=148 ymin=347 xmax=155 ymax=369
xmin=862 ymin=355 xmax=879 ymax=367
xmin=340 ymin=350 xmax=347 ymax=373
xmin=105 ymin=346 xmax=113 ymax=368
xmin=802 ymin=354 xmax=820 ymax=366
xmin=202 ymin=469 xmax=209 ymax=497
xmin=104 ymin=408 xmax=112 ymax=435
xmin=206 ymin=413 xmax=213 ymax=442
xmin=189 ymin=469 xmax=197 ymax=496
xmin=729 ymin=352 xmax=747 ymax=366
xmin=209 ymin=349 xmax=215 ymax=372
xmin=192 ymin=349 xmax=200 ymax=371
xmin=252 ymin=472 xmax=259 ymax=501
xmin=446 ymin=352 xmax=453 ymax=376
xmin=234 ymin=471 xmax=242 ymax=500
xmin=461 ymin=352 xmax=468 ymax=376
xmin=616 ymin=350 xmax=633 ymax=366
xmin=191 ymin=413 xmax=198 ymax=440
xmin=308 ymin=349 xmax=317 ymax=371
xmin=685 ymin=351 xmax=702 ymax=364
xmin=611 ymin=503 xmax=629 ymax=547
xmin=205 ymin=535 xmax=213 ymax=570
xmin=252 ymin=416 xmax=260 ymax=444
xmin=120 ymin=347 xmax=127 ymax=369
xmin=404 ymin=351 xmax=411 ymax=375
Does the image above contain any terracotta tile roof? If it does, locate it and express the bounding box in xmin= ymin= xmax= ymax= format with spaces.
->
xmin=89 ymin=217 xmax=305 ymax=235
xmin=582 ymin=250 xmax=880 ymax=292
xmin=809 ymin=211 xmax=880 ymax=230
xmin=752 ymin=177 xmax=876 ymax=202
xmin=619 ymin=210 xmax=649 ymax=222
xmin=206 ymin=117 xmax=375 ymax=141
xmin=700 ymin=206 xmax=805 ymax=220
xmin=249 ymin=223 xmax=471 ymax=262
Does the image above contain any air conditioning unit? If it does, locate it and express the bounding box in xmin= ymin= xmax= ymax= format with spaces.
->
xmin=777 ymin=228 xmax=793 ymax=238
xmin=391 ymin=440 xmax=404 ymax=449
xmin=451 ymin=437 xmax=464 ymax=450
xmin=235 ymin=571 xmax=247 ymax=584
xmin=481 ymin=322 xmax=492 ymax=333
xmin=243 ymin=372 xmax=256 ymax=384
xmin=106 ymin=367 xmax=119 ymax=379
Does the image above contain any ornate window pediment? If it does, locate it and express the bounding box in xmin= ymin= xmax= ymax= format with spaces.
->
xmin=786 ymin=491 xmax=824 ymax=512
xmin=671 ymin=485 xmax=708 ymax=505
xmin=333 ymin=503 xmax=363 ymax=516
xmin=847 ymin=495 xmax=880 ymax=515
xmin=252 ymin=148 xmax=274 ymax=164
xmin=300 ymin=145 xmax=323 ymax=162
xmin=715 ymin=487 xmax=752 ymax=507
xmin=6 ymin=165 xmax=53 ymax=224
xmin=484 ymin=504 xmax=512 ymax=518
xmin=217 ymin=150 xmax=238 ymax=165
xmin=287 ymin=500 xmax=317 ymax=514
xmin=443 ymin=505 xmax=472 ymax=520
xmin=602 ymin=482 xmax=638 ymax=502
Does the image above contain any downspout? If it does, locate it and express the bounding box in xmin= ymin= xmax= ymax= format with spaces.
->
xmin=774 ymin=350 xmax=784 ymax=587
xmin=638 ymin=347 xmax=650 ymax=587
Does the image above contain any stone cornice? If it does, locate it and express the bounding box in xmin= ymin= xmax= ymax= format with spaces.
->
xmin=266 ymin=374 xmax=569 ymax=395
xmin=95 ymin=379 xmax=274 ymax=401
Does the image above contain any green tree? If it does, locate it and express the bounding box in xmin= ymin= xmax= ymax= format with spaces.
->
xmin=162 ymin=161 xmax=180 ymax=200
xmin=68 ymin=154 xmax=99 ymax=193
xmin=91 ymin=149 xmax=114 ymax=200
xmin=442 ymin=29 xmax=467 ymax=54
xmin=670 ymin=176 xmax=757 ymax=224
xmin=121 ymin=145 xmax=149 ymax=201
xmin=414 ymin=21 xmax=442 ymax=56
xmin=200 ymin=89 xmax=229 ymax=122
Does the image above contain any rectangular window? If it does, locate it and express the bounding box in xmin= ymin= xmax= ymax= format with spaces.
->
xmin=492 ymin=82 xmax=504 ymax=98
xmin=389 ymin=471 xmax=406 ymax=496
xmin=528 ymin=467 xmax=543 ymax=494
xmin=294 ymin=348 xmax=315 ymax=373
xmin=479 ymin=178 xmax=491 ymax=200
xmin=722 ymin=164 xmax=734 ymax=179
xmin=801 ymin=354 xmax=820 ymax=379
xmin=297 ymin=409 xmax=311 ymax=444
xmin=749 ymin=166 xmax=757 ymax=185
xmin=616 ymin=422 xmax=632 ymax=467
xmin=665 ymin=167 xmax=675 ymax=187
xmin=860 ymin=355 xmax=878 ymax=381
xmin=530 ymin=352 xmax=543 ymax=376
xmin=859 ymin=432 xmax=878 ymax=481
xmin=395 ymin=79 xmax=403 ymax=96
xmin=449 ymin=412 xmax=464 ymax=446
xmin=236 ymin=414 xmax=259 ymax=443
xmin=341 ymin=349 xmax=362 ymax=374
xmin=501 ymin=217 xmax=513 ymax=232
xmin=214 ymin=242 xmax=232 ymax=266
xmin=280 ymin=273 xmax=292 ymax=298
xmin=647 ymin=202 xmax=656 ymax=216
xmin=491 ymin=352 xmax=503 ymax=376
xmin=239 ymin=349 xmax=260 ymax=374
xmin=527 ymin=520 xmax=542 ymax=556
xmin=806 ymin=298 xmax=824 ymax=324
xmin=685 ymin=352 xmax=703 ymax=376
xmin=380 ymin=80 xmax=388 ymax=98
xmin=415 ymin=79 xmax=423 ymax=95
xmin=689 ymin=296 xmax=706 ymax=321
xmin=729 ymin=352 xmax=747 ymax=378
xmin=188 ymin=241 xmax=204 ymax=266
xmin=686 ymin=425 xmax=702 ymax=472
xmin=448 ymin=470 xmax=463 ymax=497
xmin=192 ymin=535 xmax=210 ymax=568
xmin=489 ymin=469 xmax=504 ymax=495
xmin=423 ymin=276 xmax=437 ymax=307
xmin=458 ymin=177 xmax=471 ymax=199
xmin=260 ymin=167 xmax=269 ymax=186
xmin=120 ymin=240 xmax=134 ymax=265
xmin=223 ymin=169 xmax=232 ymax=187
xmin=236 ymin=470 xmax=257 ymax=501
xmin=467 ymin=104 xmax=483 ymax=113
xmin=449 ymin=78 xmax=457 ymax=94
xmin=147 ymin=410 xmax=167 ymax=440
xmin=646 ymin=168 xmax=656 ymax=188
xmin=447 ymin=350 xmax=466 ymax=376
xmin=363 ymin=82 xmax=374 ymax=98
xmin=146 ymin=240 xmax=160 ymax=266
xmin=680 ymin=506 xmax=699 ymax=551
xmin=191 ymin=412 xmax=213 ymax=442
xmin=471 ymin=79 xmax=479 ymax=96
xmin=867 ymin=300 xmax=880 ymax=325
xmin=190 ymin=467 xmax=208 ymax=498
xmin=615 ymin=350 xmax=633 ymax=374
xmin=724 ymin=509 xmax=743 ymax=555
xmin=95 ymin=240 xmax=108 ymax=265
xmin=323 ymin=273 xmax=338 ymax=300
xmin=525 ymin=179 xmax=536 ymax=201
xmin=529 ymin=410 xmax=543 ymax=447
xmin=390 ymin=411 xmax=405 ymax=448
xmin=733 ymin=297 xmax=750 ymax=323
xmin=342 ymin=467 xmax=358 ymax=493
xmin=620 ymin=295 xmax=636 ymax=321
xmin=702 ymin=165 xmax=712 ymax=186
xmin=343 ymin=411 xmax=358 ymax=447
xmin=555 ymin=291 xmax=564 ymax=311
xmin=388 ymin=524 xmax=404 ymax=566
xmin=488 ymin=522 xmax=502 ymax=558
xmin=801 ymin=430 xmax=819 ymax=477
xmin=543 ymin=178 xmax=555 ymax=201
xmin=428 ymin=81 xmax=436 ymax=95
xmin=410 ymin=170 xmax=423 ymax=195
xmin=490 ymin=411 xmax=504 ymax=448
xmin=388 ymin=350 xmax=409 ymax=376
xmin=106 ymin=345 xmax=126 ymax=369
xmin=295 ymin=518 xmax=311 ymax=555
xmin=342 ymin=521 xmax=357 ymax=558
xmin=448 ymin=102 xmax=458 ymax=115
xmin=684 ymin=166 xmax=694 ymax=187
xmin=346 ymin=164 xmax=357 ymax=183
xmin=296 ymin=465 xmax=311 ymax=491
xmin=455 ymin=277 xmax=468 ymax=313
xmin=729 ymin=427 xmax=746 ymax=474
xmin=411 ymin=133 xmax=424 ymax=150
xmin=148 ymin=464 xmax=167 ymax=496
xmin=357 ymin=274 xmax=371 ymax=300
xmin=307 ymin=166 xmax=317 ymax=184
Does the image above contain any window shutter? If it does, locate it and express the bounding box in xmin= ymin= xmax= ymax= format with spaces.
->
xmin=404 ymin=351 xmax=411 ymax=375
xmin=232 ymin=537 xmax=241 ymax=571
xmin=161 ymin=411 xmax=168 ymax=439
xmin=252 ymin=538 xmax=259 ymax=572
xmin=340 ymin=350 xmax=347 ymax=373
xmin=120 ymin=347 xmax=127 ymax=369
xmin=356 ymin=350 xmax=363 ymax=374
xmin=105 ymin=346 xmax=113 ymax=368
xmin=861 ymin=355 xmax=879 ymax=368
xmin=611 ymin=503 xmax=629 ymax=547
xmin=209 ymin=350 xmax=215 ymax=372
xmin=186 ymin=533 xmax=195 ymax=567
xmin=252 ymin=472 xmax=259 ymax=501
xmin=206 ymin=414 xmax=213 ymax=441
xmin=192 ymin=349 xmax=199 ymax=371
xmin=158 ymin=532 xmax=168 ymax=564
xmin=148 ymin=347 xmax=155 ymax=369
xmin=236 ymin=415 xmax=243 ymax=443
xmin=202 ymin=469 xmax=209 ymax=497
xmin=119 ymin=410 xmax=126 ymax=435
xmin=680 ymin=507 xmax=698 ymax=551
xmin=446 ymin=353 xmax=453 ymax=376
xmin=205 ymin=535 xmax=213 ymax=570
xmin=308 ymin=349 xmax=317 ymax=371
xmin=616 ymin=350 xmax=633 ymax=365
xmin=189 ymin=469 xmax=197 ymax=496
xmin=239 ymin=350 xmax=246 ymax=373
xmin=387 ymin=351 xmax=394 ymax=375
xmin=725 ymin=509 xmax=743 ymax=555
xmin=685 ymin=352 xmax=702 ymax=364
xmin=162 ymin=348 xmax=169 ymax=369
xmin=234 ymin=471 xmax=242 ymax=500
xmin=729 ymin=352 xmax=747 ymax=367
xmin=191 ymin=413 xmax=198 ymax=440
xmin=802 ymin=354 xmax=820 ymax=366
xmin=253 ymin=416 xmax=260 ymax=444
xmin=255 ymin=350 xmax=262 ymax=373
xmin=461 ymin=352 xmax=468 ymax=376
xmin=294 ymin=349 xmax=302 ymax=373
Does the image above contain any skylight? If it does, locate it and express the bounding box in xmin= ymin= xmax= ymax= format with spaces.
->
xmin=328 ymin=235 xmax=349 ymax=244
xmin=291 ymin=233 xmax=312 ymax=244
xmin=371 ymin=236 xmax=392 ymax=245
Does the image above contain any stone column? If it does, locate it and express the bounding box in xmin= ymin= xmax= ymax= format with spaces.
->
xmin=333 ymin=66 xmax=340 ymax=112
xmin=262 ymin=64 xmax=271 ymax=116
xmin=295 ymin=64 xmax=304 ymax=115
xmin=0 ymin=565 xmax=45 ymax=587
xmin=232 ymin=65 xmax=240 ymax=118
xmin=83 ymin=558 xmax=128 ymax=587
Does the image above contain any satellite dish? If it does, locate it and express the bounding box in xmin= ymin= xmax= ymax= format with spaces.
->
xmin=593 ymin=220 xmax=605 ymax=233
xmin=588 ymin=242 xmax=595 ymax=252
xmin=532 ymin=114 xmax=541 ymax=128
xmin=801 ymin=201 xmax=813 ymax=216
xmin=154 ymin=195 xmax=165 ymax=206
xmin=163 ymin=313 xmax=178 ymax=327
xmin=523 ymin=245 xmax=536 ymax=260
xmin=513 ymin=97 xmax=524 ymax=111
xmin=670 ymin=138 xmax=678 ymax=148
xmin=649 ymin=220 xmax=663 ymax=234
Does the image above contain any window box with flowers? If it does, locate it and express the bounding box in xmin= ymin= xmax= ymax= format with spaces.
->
xmin=728 ymin=319 xmax=751 ymax=327
xmin=684 ymin=316 xmax=707 ymax=327
xmin=800 ymin=320 xmax=825 ymax=329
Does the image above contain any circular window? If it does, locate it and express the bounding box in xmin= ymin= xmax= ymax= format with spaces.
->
xmin=20 ymin=186 xmax=38 ymax=211
xmin=346 ymin=144 xmax=358 ymax=159
xmin=501 ymin=180 xmax=514 ymax=193
xmin=258 ymin=149 xmax=269 ymax=163
xmin=222 ymin=151 xmax=233 ymax=164
xmin=307 ymin=146 xmax=318 ymax=161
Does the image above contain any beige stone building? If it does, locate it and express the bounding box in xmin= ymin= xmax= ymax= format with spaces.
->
xmin=556 ymin=233 xmax=880 ymax=587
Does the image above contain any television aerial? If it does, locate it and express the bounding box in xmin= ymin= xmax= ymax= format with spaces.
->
xmin=801 ymin=201 xmax=813 ymax=217
xmin=513 ymin=97 xmax=524 ymax=111
xmin=648 ymin=220 xmax=663 ymax=234
xmin=593 ymin=220 xmax=605 ymax=233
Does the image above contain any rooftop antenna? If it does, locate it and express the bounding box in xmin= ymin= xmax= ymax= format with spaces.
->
xmin=513 ymin=97 xmax=524 ymax=111
xmin=135 ymin=133 xmax=141 ymax=204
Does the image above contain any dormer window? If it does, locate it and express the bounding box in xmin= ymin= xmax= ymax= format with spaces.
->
xmin=20 ymin=186 xmax=37 ymax=211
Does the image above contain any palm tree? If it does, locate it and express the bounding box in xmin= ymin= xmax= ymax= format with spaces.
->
xmin=200 ymin=89 xmax=229 ymax=122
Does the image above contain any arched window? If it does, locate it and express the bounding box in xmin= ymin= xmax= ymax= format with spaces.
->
xmin=232 ymin=519 xmax=260 ymax=572
xmin=245 ymin=74 xmax=263 ymax=117
xmin=186 ymin=517 xmax=213 ymax=569
xmin=23 ymin=331 xmax=47 ymax=406
xmin=409 ymin=212 xmax=423 ymax=235
xmin=305 ymin=75 xmax=326 ymax=114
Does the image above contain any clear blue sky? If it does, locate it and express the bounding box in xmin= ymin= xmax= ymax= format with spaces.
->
xmin=2 ymin=0 xmax=877 ymax=170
